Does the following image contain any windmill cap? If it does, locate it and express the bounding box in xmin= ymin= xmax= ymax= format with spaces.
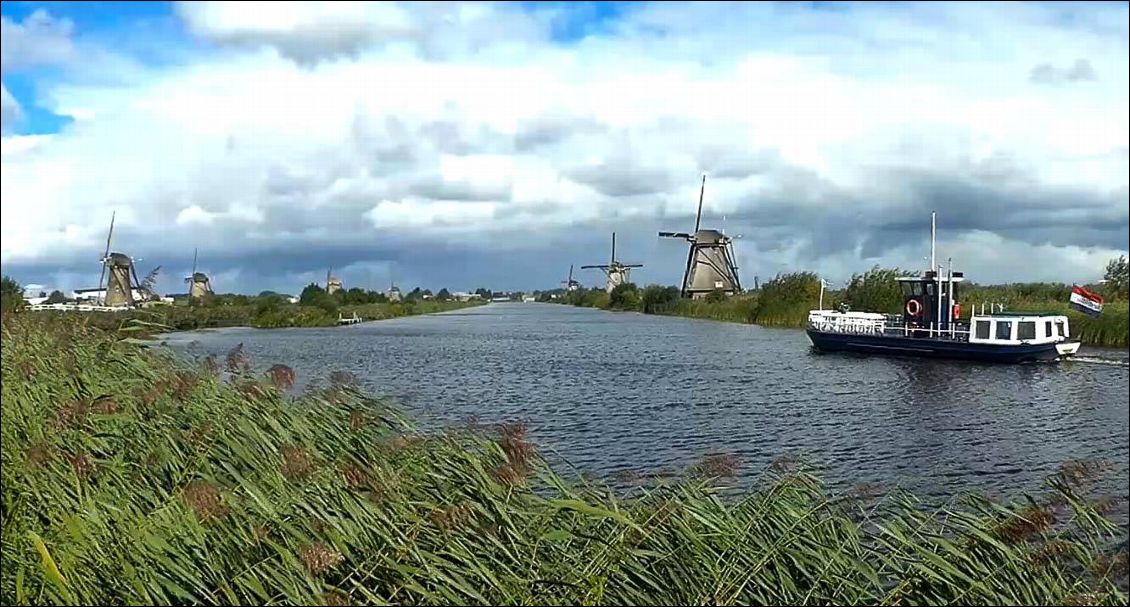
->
xmin=106 ymin=252 xmax=132 ymax=265
xmin=694 ymin=229 xmax=727 ymax=243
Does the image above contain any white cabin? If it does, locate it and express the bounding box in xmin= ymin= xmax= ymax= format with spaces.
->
xmin=967 ymin=314 xmax=1070 ymax=345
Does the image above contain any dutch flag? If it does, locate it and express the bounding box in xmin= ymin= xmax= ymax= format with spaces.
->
xmin=1069 ymin=285 xmax=1104 ymax=317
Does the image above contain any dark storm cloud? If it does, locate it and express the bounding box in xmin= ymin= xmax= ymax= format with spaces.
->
xmin=390 ymin=172 xmax=513 ymax=203
xmin=662 ymin=160 xmax=1128 ymax=266
xmin=350 ymin=114 xmax=421 ymax=174
xmin=513 ymin=112 xmax=606 ymax=151
xmin=567 ymin=163 xmax=672 ymax=197
xmin=694 ymin=145 xmax=780 ymax=180
xmin=1029 ymin=58 xmax=1097 ymax=85
xmin=417 ymin=120 xmax=513 ymax=155
xmin=5 ymin=146 xmax=1124 ymax=295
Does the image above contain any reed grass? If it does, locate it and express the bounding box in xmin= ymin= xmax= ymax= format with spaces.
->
xmin=27 ymin=299 xmax=483 ymax=336
xmin=2 ymin=314 xmax=1127 ymax=605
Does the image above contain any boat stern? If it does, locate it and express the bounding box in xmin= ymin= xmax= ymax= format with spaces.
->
xmin=1055 ymin=341 xmax=1081 ymax=358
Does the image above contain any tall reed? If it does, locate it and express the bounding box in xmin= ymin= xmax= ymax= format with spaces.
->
xmin=2 ymin=314 xmax=1126 ymax=605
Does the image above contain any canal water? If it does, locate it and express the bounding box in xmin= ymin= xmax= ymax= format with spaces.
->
xmin=160 ymin=303 xmax=1129 ymax=504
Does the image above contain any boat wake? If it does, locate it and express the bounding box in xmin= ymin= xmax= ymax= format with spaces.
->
xmin=1070 ymin=356 xmax=1130 ymax=367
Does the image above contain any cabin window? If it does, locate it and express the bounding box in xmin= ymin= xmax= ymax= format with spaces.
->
xmin=1056 ymin=320 xmax=1067 ymax=338
xmin=975 ymin=320 xmax=991 ymax=339
xmin=1045 ymin=320 xmax=1053 ymax=339
xmin=926 ymin=283 xmax=935 ymax=297
xmin=995 ymin=320 xmax=1013 ymax=340
xmin=1018 ymin=321 xmax=1036 ymax=340
xmin=909 ymin=283 xmax=923 ymax=296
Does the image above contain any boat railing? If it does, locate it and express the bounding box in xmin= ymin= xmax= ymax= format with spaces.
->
xmin=885 ymin=314 xmax=971 ymax=340
xmin=807 ymin=311 xmax=886 ymax=335
xmin=809 ymin=310 xmax=973 ymax=340
xmin=27 ymin=303 xmax=129 ymax=313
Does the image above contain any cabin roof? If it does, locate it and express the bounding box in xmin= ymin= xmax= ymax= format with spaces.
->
xmin=974 ymin=311 xmax=1067 ymax=318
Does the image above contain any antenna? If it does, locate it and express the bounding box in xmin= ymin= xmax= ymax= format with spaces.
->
xmin=97 ymin=211 xmax=116 ymax=304
xmin=694 ymin=174 xmax=706 ymax=234
xmin=930 ymin=211 xmax=936 ymax=274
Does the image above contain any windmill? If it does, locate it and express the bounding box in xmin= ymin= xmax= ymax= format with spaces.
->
xmin=326 ymin=268 xmax=343 ymax=295
xmin=582 ymin=232 xmax=643 ymax=294
xmin=387 ymin=269 xmax=401 ymax=302
xmin=96 ymin=211 xmax=145 ymax=308
xmin=185 ymin=247 xmax=214 ymax=303
xmin=561 ymin=264 xmax=581 ymax=292
xmin=659 ymin=175 xmax=742 ymax=299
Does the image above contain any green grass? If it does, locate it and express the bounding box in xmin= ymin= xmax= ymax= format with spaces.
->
xmin=2 ymin=314 xmax=1126 ymax=605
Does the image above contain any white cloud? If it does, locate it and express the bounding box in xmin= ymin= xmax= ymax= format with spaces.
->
xmin=1 ymin=9 xmax=75 ymax=71
xmin=1 ymin=82 xmax=20 ymax=132
xmin=1 ymin=1 xmax=1127 ymax=292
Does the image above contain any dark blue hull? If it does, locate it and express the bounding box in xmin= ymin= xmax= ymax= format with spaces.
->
xmin=806 ymin=330 xmax=1067 ymax=364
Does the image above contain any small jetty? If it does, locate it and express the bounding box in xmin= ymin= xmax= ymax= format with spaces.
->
xmin=337 ymin=312 xmax=363 ymax=325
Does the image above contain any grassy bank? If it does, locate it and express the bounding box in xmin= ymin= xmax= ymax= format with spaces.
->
xmin=562 ymin=270 xmax=1128 ymax=348
xmin=2 ymin=314 xmax=1127 ymax=605
xmin=27 ymin=299 xmax=484 ymax=336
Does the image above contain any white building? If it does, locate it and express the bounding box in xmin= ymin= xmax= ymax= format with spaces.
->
xmin=72 ymin=287 xmax=146 ymax=302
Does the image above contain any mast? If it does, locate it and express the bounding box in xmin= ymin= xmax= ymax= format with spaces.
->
xmin=947 ymin=257 xmax=954 ymax=327
xmin=930 ymin=211 xmax=936 ymax=274
xmin=932 ymin=211 xmax=939 ymax=334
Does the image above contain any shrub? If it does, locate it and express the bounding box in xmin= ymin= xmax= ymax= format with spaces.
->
xmin=608 ymin=283 xmax=641 ymax=310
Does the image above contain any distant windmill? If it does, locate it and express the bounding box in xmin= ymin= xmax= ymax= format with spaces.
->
xmin=582 ymin=232 xmax=643 ymax=294
xmin=326 ymin=268 xmax=343 ymax=295
xmin=659 ymin=175 xmax=742 ymax=299
xmin=185 ymin=247 xmax=213 ymax=303
xmin=387 ymin=268 xmax=401 ymax=302
xmin=95 ymin=211 xmax=146 ymax=308
xmin=561 ymin=264 xmax=581 ymax=292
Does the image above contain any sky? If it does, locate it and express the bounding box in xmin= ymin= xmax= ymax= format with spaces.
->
xmin=1 ymin=1 xmax=1127 ymax=296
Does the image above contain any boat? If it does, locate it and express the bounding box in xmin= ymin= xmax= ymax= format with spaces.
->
xmin=805 ymin=214 xmax=1082 ymax=364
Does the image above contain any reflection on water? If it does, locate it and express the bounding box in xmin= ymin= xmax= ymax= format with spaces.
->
xmin=161 ymin=303 xmax=1129 ymax=505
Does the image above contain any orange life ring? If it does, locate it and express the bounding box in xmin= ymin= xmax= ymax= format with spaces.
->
xmin=952 ymin=302 xmax=961 ymax=319
xmin=906 ymin=299 xmax=922 ymax=316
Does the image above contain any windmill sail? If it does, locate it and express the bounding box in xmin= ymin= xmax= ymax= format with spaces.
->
xmin=97 ymin=211 xmax=116 ymax=304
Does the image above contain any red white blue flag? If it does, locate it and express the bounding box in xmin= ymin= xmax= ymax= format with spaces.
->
xmin=1069 ymin=285 xmax=1103 ymax=317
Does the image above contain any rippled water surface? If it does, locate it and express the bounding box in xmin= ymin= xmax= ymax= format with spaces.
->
xmin=162 ymin=303 xmax=1129 ymax=503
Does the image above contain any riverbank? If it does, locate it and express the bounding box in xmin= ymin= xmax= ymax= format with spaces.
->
xmin=559 ymin=275 xmax=1128 ymax=348
xmin=2 ymin=314 xmax=1126 ymax=605
xmin=26 ymin=299 xmax=485 ymax=337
